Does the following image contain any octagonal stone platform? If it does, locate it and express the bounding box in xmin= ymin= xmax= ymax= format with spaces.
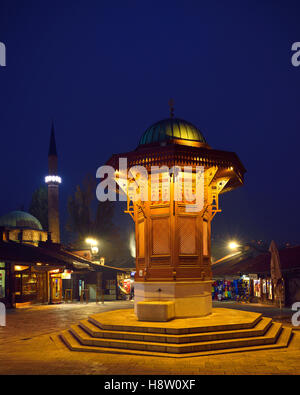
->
xmin=58 ymin=308 xmax=292 ymax=357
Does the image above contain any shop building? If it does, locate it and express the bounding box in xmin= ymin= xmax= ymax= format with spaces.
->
xmin=0 ymin=237 xmax=70 ymax=307
xmin=212 ymin=245 xmax=300 ymax=307
xmin=0 ymin=231 xmax=130 ymax=308
xmin=68 ymin=249 xmax=134 ymax=301
xmin=0 ymin=124 xmax=132 ymax=308
xmin=64 ymin=261 xmax=132 ymax=302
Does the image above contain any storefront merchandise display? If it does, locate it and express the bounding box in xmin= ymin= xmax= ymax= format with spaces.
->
xmin=253 ymin=279 xmax=261 ymax=297
xmin=212 ymin=278 xmax=250 ymax=302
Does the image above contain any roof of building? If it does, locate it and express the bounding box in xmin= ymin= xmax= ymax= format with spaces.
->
xmin=139 ymin=118 xmax=207 ymax=146
xmin=0 ymin=211 xmax=43 ymax=231
xmin=0 ymin=239 xmax=129 ymax=273
xmin=212 ymin=245 xmax=300 ymax=277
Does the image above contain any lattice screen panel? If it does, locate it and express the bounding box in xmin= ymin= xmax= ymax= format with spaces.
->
xmin=178 ymin=216 xmax=196 ymax=254
xmin=152 ymin=217 xmax=170 ymax=255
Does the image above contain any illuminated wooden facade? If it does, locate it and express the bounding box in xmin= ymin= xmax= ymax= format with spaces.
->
xmin=108 ymin=117 xmax=246 ymax=318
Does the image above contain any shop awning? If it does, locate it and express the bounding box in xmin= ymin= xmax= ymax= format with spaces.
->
xmin=212 ymin=246 xmax=300 ymax=277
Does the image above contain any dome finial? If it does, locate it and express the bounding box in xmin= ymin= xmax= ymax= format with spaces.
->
xmin=168 ymin=98 xmax=174 ymax=118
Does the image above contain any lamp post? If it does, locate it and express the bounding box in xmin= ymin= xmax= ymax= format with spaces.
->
xmin=85 ymin=238 xmax=99 ymax=257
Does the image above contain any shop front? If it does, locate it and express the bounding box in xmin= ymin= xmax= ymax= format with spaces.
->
xmin=251 ymin=275 xmax=274 ymax=304
xmin=212 ymin=277 xmax=250 ymax=302
xmin=0 ymin=237 xmax=132 ymax=307
xmin=212 ymin=245 xmax=300 ymax=307
xmin=0 ymin=262 xmax=7 ymax=305
xmin=0 ymin=242 xmax=70 ymax=307
xmin=13 ymin=266 xmax=63 ymax=306
xmin=212 ymin=273 xmax=276 ymax=304
xmin=117 ymin=272 xmax=133 ymax=300
xmin=49 ymin=270 xmax=63 ymax=304
xmin=14 ymin=266 xmax=38 ymax=304
xmin=70 ymin=265 xmax=131 ymax=302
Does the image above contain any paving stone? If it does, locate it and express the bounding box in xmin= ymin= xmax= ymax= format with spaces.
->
xmin=0 ymin=300 xmax=299 ymax=374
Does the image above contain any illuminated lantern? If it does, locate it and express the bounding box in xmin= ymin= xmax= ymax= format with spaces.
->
xmin=107 ymin=106 xmax=245 ymax=320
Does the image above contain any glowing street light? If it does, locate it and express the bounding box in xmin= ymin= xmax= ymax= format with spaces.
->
xmin=85 ymin=238 xmax=99 ymax=255
xmin=85 ymin=238 xmax=97 ymax=246
xmin=228 ymin=241 xmax=240 ymax=250
xmin=91 ymin=245 xmax=99 ymax=254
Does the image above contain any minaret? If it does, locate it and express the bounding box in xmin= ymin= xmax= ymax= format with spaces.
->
xmin=45 ymin=122 xmax=61 ymax=243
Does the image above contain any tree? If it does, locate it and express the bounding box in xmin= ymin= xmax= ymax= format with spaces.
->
xmin=28 ymin=185 xmax=48 ymax=230
xmin=66 ymin=174 xmax=133 ymax=267
xmin=95 ymin=200 xmax=117 ymax=238
xmin=66 ymin=174 xmax=95 ymax=243
xmin=95 ymin=200 xmax=132 ymax=266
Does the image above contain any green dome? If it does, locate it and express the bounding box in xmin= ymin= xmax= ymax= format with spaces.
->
xmin=139 ymin=118 xmax=206 ymax=146
xmin=0 ymin=211 xmax=43 ymax=230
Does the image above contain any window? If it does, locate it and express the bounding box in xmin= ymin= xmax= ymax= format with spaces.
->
xmin=14 ymin=271 xmax=37 ymax=297
xmin=267 ymin=279 xmax=273 ymax=300
xmin=253 ymin=280 xmax=261 ymax=298
xmin=0 ymin=264 xmax=5 ymax=299
xmin=21 ymin=273 xmax=37 ymax=296
xmin=262 ymin=279 xmax=267 ymax=294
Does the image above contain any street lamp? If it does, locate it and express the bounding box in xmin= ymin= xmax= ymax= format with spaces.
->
xmin=85 ymin=238 xmax=99 ymax=255
xmin=228 ymin=241 xmax=240 ymax=251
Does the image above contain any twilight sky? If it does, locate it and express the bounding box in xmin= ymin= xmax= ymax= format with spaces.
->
xmin=0 ymin=0 xmax=300 ymax=246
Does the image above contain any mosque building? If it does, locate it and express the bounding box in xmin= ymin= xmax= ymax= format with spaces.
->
xmin=0 ymin=211 xmax=48 ymax=245
xmin=0 ymin=124 xmax=129 ymax=308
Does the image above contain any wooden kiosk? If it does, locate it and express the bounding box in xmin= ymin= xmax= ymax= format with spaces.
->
xmin=108 ymin=114 xmax=246 ymax=321
xmin=59 ymin=113 xmax=292 ymax=356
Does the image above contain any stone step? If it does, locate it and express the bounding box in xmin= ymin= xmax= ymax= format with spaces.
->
xmin=67 ymin=321 xmax=282 ymax=354
xmin=88 ymin=309 xmax=262 ymax=335
xmin=59 ymin=325 xmax=293 ymax=358
xmin=79 ymin=317 xmax=272 ymax=344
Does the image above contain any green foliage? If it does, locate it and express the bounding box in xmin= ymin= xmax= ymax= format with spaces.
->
xmin=66 ymin=174 xmax=133 ymax=267
xmin=66 ymin=174 xmax=95 ymax=241
xmin=28 ymin=185 xmax=48 ymax=230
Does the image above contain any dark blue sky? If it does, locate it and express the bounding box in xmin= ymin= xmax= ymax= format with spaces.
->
xmin=0 ymin=0 xmax=300 ymax=245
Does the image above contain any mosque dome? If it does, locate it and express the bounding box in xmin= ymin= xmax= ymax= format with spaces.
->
xmin=138 ymin=118 xmax=207 ymax=147
xmin=0 ymin=211 xmax=43 ymax=230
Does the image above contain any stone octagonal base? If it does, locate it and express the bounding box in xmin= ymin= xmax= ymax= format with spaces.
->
xmin=59 ymin=307 xmax=292 ymax=357
xmin=134 ymin=281 xmax=212 ymax=321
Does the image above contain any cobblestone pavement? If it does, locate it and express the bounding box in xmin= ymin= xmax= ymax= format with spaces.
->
xmin=0 ymin=301 xmax=134 ymax=344
xmin=212 ymin=301 xmax=296 ymax=326
xmin=0 ymin=300 xmax=299 ymax=375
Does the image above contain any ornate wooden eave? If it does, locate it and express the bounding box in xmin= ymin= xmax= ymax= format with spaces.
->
xmin=107 ymin=143 xmax=246 ymax=193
